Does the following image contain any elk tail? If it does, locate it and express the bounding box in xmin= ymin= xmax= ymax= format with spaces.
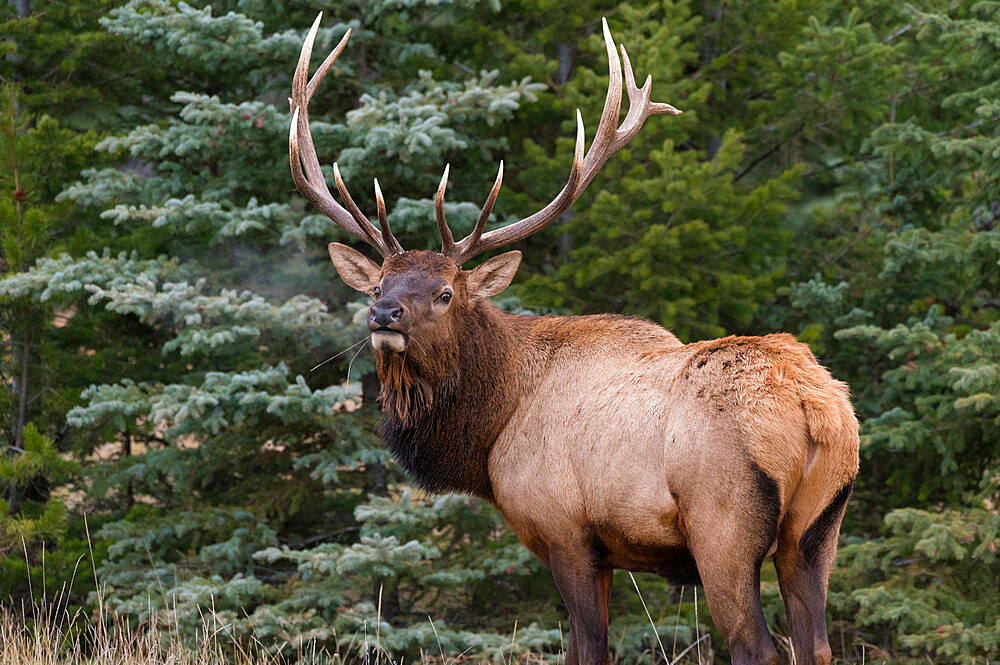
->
xmin=779 ymin=342 xmax=860 ymax=567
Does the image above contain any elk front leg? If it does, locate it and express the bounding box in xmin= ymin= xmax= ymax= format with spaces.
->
xmin=549 ymin=547 xmax=612 ymax=665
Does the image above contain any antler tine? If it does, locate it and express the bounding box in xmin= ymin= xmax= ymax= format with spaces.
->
xmin=619 ymin=43 xmax=682 ymax=119
xmin=448 ymin=107 xmax=586 ymax=265
xmin=289 ymin=13 xmax=400 ymax=258
xmin=289 ymin=108 xmax=371 ymax=244
xmin=332 ymin=163 xmax=388 ymax=253
xmin=435 ymin=164 xmax=456 ymax=255
xmin=590 ymin=18 xmax=624 ymax=155
xmin=615 ymin=42 xmax=682 ymax=141
xmin=576 ymin=18 xmax=680 ymax=191
xmin=306 ymin=27 xmax=350 ymax=103
xmin=289 ymin=16 xmax=344 ymax=220
xmin=445 ymin=17 xmax=681 ymax=265
xmin=450 ymin=161 xmax=505 ymax=264
xmin=373 ymin=178 xmax=404 ymax=255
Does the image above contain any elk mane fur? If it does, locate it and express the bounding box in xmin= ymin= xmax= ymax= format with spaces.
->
xmin=374 ymin=300 xmax=524 ymax=501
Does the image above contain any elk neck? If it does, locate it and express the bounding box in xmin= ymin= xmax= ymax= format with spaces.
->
xmin=375 ymin=298 xmax=539 ymax=503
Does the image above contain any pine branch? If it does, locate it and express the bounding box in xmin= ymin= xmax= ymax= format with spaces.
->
xmin=733 ymin=122 xmax=805 ymax=182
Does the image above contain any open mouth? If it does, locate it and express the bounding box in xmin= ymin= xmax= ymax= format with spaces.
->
xmin=371 ymin=329 xmax=407 ymax=353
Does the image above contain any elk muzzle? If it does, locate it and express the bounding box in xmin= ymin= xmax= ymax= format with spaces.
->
xmin=369 ymin=298 xmax=407 ymax=353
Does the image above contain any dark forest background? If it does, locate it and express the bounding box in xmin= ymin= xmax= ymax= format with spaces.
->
xmin=2 ymin=0 xmax=998 ymax=663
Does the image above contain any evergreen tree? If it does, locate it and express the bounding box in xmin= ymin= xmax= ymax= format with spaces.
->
xmin=0 ymin=0 xmax=176 ymax=604
xmin=3 ymin=0 xmax=593 ymax=659
xmin=520 ymin=2 xmax=806 ymax=341
xmin=769 ymin=2 xmax=1000 ymax=660
xmin=0 ymin=0 xmax=172 ymax=131
xmin=0 ymin=79 xmax=114 ymax=603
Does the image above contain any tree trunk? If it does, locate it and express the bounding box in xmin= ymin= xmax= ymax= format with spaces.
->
xmin=555 ymin=43 xmax=573 ymax=86
xmin=362 ymin=371 xmax=389 ymax=497
xmin=366 ymin=459 xmax=388 ymax=497
xmin=7 ymin=482 xmax=25 ymax=516
xmin=5 ymin=1 xmax=31 ymax=84
xmin=15 ymin=336 xmax=29 ymax=449
xmin=703 ymin=3 xmax=727 ymax=160
xmin=123 ymin=431 xmax=134 ymax=509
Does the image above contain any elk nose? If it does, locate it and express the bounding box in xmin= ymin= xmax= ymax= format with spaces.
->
xmin=370 ymin=298 xmax=404 ymax=329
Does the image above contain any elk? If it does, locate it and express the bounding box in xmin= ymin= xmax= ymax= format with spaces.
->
xmin=289 ymin=14 xmax=860 ymax=665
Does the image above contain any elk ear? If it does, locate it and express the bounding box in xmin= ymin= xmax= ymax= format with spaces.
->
xmin=328 ymin=242 xmax=382 ymax=294
xmin=467 ymin=250 xmax=522 ymax=299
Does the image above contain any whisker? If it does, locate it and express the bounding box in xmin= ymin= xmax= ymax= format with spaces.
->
xmin=346 ymin=336 xmax=369 ymax=384
xmin=310 ymin=336 xmax=369 ymax=372
xmin=408 ymin=336 xmax=428 ymax=356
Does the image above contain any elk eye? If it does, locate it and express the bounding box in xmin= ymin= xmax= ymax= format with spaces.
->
xmin=373 ymin=286 xmax=381 ymax=298
xmin=439 ymin=291 xmax=452 ymax=304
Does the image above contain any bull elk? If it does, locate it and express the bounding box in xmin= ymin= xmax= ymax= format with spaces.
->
xmin=289 ymin=14 xmax=859 ymax=665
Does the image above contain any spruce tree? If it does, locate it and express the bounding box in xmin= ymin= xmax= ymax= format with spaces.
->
xmin=0 ymin=0 xmax=179 ymax=603
xmin=0 ymin=79 xmax=114 ymax=601
xmin=768 ymin=2 xmax=1000 ymax=660
xmin=3 ymin=0 xmax=583 ymax=659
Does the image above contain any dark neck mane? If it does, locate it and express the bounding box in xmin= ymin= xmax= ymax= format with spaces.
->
xmin=376 ymin=301 xmax=526 ymax=502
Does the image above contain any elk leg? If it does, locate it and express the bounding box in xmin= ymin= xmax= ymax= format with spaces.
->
xmin=774 ymin=483 xmax=851 ymax=665
xmin=773 ymin=550 xmax=829 ymax=665
xmin=549 ymin=547 xmax=612 ymax=665
xmin=682 ymin=465 xmax=780 ymax=665
xmin=598 ymin=566 xmax=613 ymax=627
xmin=689 ymin=549 xmax=777 ymax=665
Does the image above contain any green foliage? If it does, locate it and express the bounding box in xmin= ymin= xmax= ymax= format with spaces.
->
xmin=251 ymin=491 xmax=558 ymax=658
xmin=0 ymin=86 xmax=102 ymax=269
xmin=768 ymin=2 xmax=1000 ymax=661
xmin=1 ymin=79 xmax=109 ymax=609
xmin=523 ymin=128 xmax=801 ymax=339
xmin=0 ymin=1 xmax=170 ymax=130
xmin=831 ymin=500 xmax=1000 ymax=664
xmin=0 ymin=425 xmax=75 ymax=545
xmin=518 ymin=2 xmax=800 ymax=340
xmin=0 ymin=423 xmax=77 ymax=486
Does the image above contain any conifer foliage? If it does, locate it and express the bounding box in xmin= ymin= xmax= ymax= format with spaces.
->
xmin=770 ymin=2 xmax=1000 ymax=660
xmin=5 ymin=0 xmax=565 ymax=660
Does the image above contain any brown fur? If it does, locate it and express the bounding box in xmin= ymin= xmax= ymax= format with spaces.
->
xmin=375 ymin=354 xmax=433 ymax=426
xmin=328 ymin=249 xmax=860 ymax=665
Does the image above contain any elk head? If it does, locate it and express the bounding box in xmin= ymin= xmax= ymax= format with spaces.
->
xmin=289 ymin=13 xmax=680 ymax=393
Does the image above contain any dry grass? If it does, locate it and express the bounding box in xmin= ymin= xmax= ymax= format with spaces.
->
xmin=2 ymin=527 xmax=342 ymax=665
xmin=1 ymin=528 xmax=721 ymax=665
xmin=0 ymin=597 xmax=345 ymax=665
xmin=0 ymin=590 xmax=718 ymax=665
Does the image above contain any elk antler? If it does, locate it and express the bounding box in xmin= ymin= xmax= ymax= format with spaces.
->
xmin=439 ymin=18 xmax=681 ymax=265
xmin=288 ymin=14 xmax=403 ymax=257
xmin=291 ymin=15 xmax=679 ymax=264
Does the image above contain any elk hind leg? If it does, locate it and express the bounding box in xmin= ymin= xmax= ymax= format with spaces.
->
xmin=684 ymin=464 xmax=780 ymax=665
xmin=549 ymin=546 xmax=613 ymax=665
xmin=775 ymin=481 xmax=852 ymax=665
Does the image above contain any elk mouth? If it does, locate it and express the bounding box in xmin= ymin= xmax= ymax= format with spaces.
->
xmin=371 ymin=329 xmax=407 ymax=353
